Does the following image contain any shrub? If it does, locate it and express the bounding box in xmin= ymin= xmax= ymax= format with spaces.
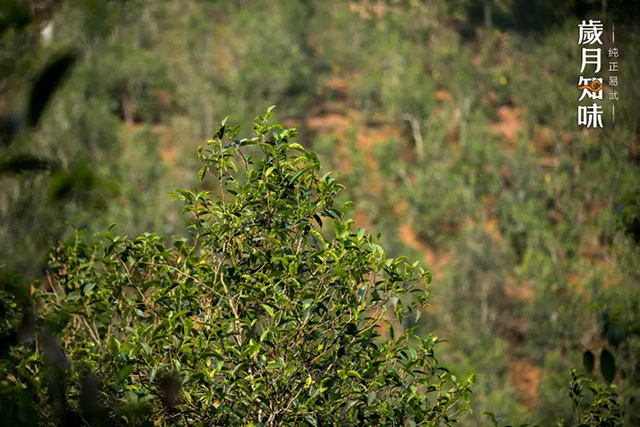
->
xmin=0 ymin=109 xmax=473 ymax=425
xmin=568 ymin=370 xmax=623 ymax=427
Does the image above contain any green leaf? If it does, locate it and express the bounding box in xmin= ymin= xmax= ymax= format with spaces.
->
xmin=261 ymin=304 xmax=275 ymax=318
xmin=333 ymin=219 xmax=343 ymax=237
xmin=347 ymin=370 xmax=362 ymax=379
xmin=117 ymin=365 xmax=136 ymax=383
xmin=267 ymin=360 xmax=283 ymax=370
xmin=260 ymin=329 xmax=272 ymax=343
xmin=83 ymin=283 xmax=96 ymax=295
xmin=149 ymin=367 xmax=158 ymax=382
xmin=109 ymin=338 xmax=121 ymax=355
xmin=212 ymin=117 xmax=228 ymax=140
xmin=288 ymin=142 xmax=307 ymax=153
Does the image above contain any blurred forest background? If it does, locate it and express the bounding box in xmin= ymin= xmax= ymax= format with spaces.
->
xmin=2 ymin=0 xmax=640 ymax=424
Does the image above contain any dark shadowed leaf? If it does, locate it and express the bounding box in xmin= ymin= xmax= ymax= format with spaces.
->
xmin=27 ymin=51 xmax=78 ymax=127
xmin=40 ymin=328 xmax=71 ymax=369
xmin=79 ymin=373 xmax=107 ymax=424
xmin=0 ymin=114 xmax=23 ymax=146
xmin=582 ymin=350 xmax=594 ymax=374
xmin=17 ymin=307 xmax=36 ymax=344
xmin=0 ymin=154 xmax=56 ymax=175
xmin=600 ymin=349 xmax=616 ymax=383
xmin=0 ymin=0 xmax=32 ymax=35
xmin=212 ymin=117 xmax=228 ymax=140
xmin=159 ymin=374 xmax=181 ymax=408
xmin=606 ymin=324 xmax=625 ymax=348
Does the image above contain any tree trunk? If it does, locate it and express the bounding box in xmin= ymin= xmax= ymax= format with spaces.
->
xmin=484 ymin=0 xmax=492 ymax=29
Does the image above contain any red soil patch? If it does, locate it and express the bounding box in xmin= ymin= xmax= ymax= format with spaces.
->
xmin=538 ymin=156 xmax=557 ymax=168
xmin=435 ymin=90 xmax=453 ymax=102
xmin=507 ymin=359 xmax=541 ymax=410
xmin=357 ymin=124 xmax=400 ymax=150
xmin=533 ymin=125 xmax=553 ymax=153
xmin=306 ymin=76 xmax=402 ymax=200
xmin=490 ymin=105 xmax=523 ymax=145
xmin=393 ymin=197 xmax=408 ymax=214
xmin=504 ymin=275 xmax=534 ymax=303
xmin=324 ymin=76 xmax=350 ymax=94
xmin=307 ymin=114 xmax=351 ymax=135
xmin=399 ymin=223 xmax=451 ymax=270
xmin=353 ymin=209 xmax=371 ymax=230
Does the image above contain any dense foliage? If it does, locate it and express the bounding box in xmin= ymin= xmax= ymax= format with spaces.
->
xmin=2 ymin=0 xmax=639 ymax=425
xmin=0 ymin=112 xmax=474 ymax=425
